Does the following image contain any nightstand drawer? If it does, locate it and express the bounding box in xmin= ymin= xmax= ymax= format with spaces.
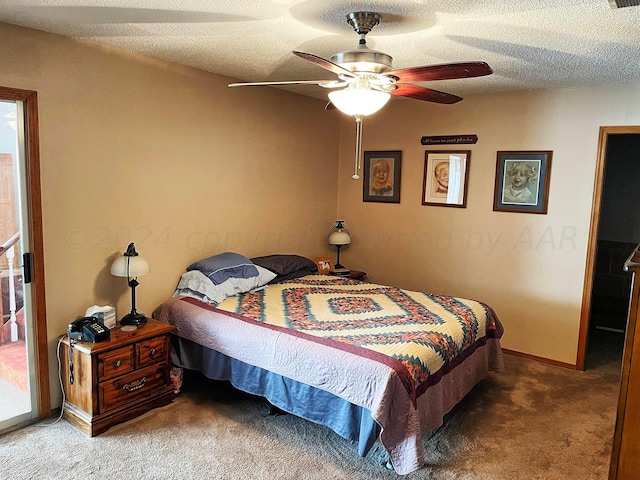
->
xmin=99 ymin=364 xmax=167 ymax=412
xmin=136 ymin=335 xmax=166 ymax=368
xmin=98 ymin=345 xmax=134 ymax=381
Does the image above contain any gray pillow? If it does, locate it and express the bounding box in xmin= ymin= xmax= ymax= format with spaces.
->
xmin=187 ymin=252 xmax=259 ymax=285
xmin=250 ymin=254 xmax=318 ymax=282
xmin=173 ymin=266 xmax=277 ymax=304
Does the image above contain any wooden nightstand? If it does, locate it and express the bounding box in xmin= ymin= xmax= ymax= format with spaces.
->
xmin=348 ymin=270 xmax=367 ymax=281
xmin=60 ymin=318 xmax=175 ymax=436
xmin=329 ymin=269 xmax=367 ymax=281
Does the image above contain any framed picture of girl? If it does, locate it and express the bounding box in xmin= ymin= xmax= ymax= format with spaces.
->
xmin=493 ymin=151 xmax=553 ymax=214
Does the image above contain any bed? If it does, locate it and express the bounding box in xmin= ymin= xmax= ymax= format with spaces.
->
xmin=152 ymin=253 xmax=504 ymax=475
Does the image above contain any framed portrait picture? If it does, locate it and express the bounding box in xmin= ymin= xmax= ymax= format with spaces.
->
xmin=362 ymin=150 xmax=402 ymax=203
xmin=314 ymin=256 xmax=334 ymax=273
xmin=422 ymin=150 xmax=470 ymax=208
xmin=493 ymin=151 xmax=552 ymax=214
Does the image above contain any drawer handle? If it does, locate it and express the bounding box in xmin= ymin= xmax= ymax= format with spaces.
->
xmin=123 ymin=377 xmax=147 ymax=392
xmin=149 ymin=348 xmax=156 ymax=357
xmin=113 ymin=360 xmax=122 ymax=368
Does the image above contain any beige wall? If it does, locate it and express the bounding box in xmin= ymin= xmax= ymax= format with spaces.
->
xmin=337 ymin=86 xmax=640 ymax=365
xmin=0 ymin=23 xmax=339 ymax=407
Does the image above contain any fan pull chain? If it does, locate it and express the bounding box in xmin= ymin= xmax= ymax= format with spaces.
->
xmin=353 ymin=115 xmax=363 ymax=179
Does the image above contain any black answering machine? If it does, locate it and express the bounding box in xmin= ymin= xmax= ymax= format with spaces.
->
xmin=68 ymin=316 xmax=110 ymax=342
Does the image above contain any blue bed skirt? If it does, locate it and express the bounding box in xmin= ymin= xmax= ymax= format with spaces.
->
xmin=170 ymin=335 xmax=382 ymax=457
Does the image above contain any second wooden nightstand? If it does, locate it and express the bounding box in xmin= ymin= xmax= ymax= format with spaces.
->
xmin=329 ymin=269 xmax=367 ymax=281
xmin=60 ymin=317 xmax=175 ymax=436
xmin=347 ymin=270 xmax=367 ymax=281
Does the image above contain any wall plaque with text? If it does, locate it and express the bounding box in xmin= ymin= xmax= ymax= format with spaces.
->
xmin=421 ymin=135 xmax=478 ymax=145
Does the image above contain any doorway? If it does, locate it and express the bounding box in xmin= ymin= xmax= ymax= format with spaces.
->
xmin=579 ymin=126 xmax=640 ymax=371
xmin=0 ymin=87 xmax=49 ymax=433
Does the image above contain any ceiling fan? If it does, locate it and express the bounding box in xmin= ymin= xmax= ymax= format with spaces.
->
xmin=229 ymin=12 xmax=493 ymax=178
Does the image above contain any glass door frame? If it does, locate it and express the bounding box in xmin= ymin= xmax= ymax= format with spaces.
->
xmin=0 ymin=86 xmax=49 ymax=432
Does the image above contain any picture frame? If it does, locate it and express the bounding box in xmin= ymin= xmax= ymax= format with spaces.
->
xmin=493 ymin=151 xmax=552 ymax=214
xmin=362 ymin=150 xmax=402 ymax=203
xmin=314 ymin=256 xmax=334 ymax=273
xmin=422 ymin=150 xmax=470 ymax=208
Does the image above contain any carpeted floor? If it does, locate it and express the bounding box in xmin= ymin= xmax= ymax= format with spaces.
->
xmin=0 ymin=353 xmax=620 ymax=479
xmin=0 ymin=377 xmax=30 ymax=422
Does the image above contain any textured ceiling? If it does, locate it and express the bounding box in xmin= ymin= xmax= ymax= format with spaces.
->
xmin=1 ymin=0 xmax=640 ymax=102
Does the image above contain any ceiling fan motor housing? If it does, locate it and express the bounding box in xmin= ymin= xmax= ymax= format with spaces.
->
xmin=331 ymin=45 xmax=393 ymax=74
xmin=331 ymin=11 xmax=392 ymax=74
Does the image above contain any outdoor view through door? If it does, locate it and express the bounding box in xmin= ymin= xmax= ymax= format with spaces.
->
xmin=0 ymin=100 xmax=32 ymax=428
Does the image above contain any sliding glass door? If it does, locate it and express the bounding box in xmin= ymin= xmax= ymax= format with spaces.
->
xmin=0 ymin=98 xmax=39 ymax=432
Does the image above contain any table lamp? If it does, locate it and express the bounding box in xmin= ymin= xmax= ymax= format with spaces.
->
xmin=110 ymin=243 xmax=150 ymax=326
xmin=327 ymin=220 xmax=351 ymax=270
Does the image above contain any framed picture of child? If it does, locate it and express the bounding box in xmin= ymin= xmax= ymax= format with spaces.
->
xmin=493 ymin=151 xmax=553 ymax=214
xmin=422 ymin=150 xmax=471 ymax=208
xmin=362 ymin=150 xmax=402 ymax=203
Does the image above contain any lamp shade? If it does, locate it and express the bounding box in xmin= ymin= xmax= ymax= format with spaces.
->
xmin=327 ymin=220 xmax=351 ymax=246
xmin=328 ymin=88 xmax=390 ymax=116
xmin=110 ymin=243 xmax=150 ymax=278
xmin=328 ymin=230 xmax=351 ymax=246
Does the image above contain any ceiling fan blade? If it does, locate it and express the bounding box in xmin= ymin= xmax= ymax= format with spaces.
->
xmin=386 ymin=62 xmax=493 ymax=83
xmin=292 ymin=51 xmax=357 ymax=78
xmin=391 ymin=84 xmax=462 ymax=104
xmin=228 ymin=80 xmax=335 ymax=88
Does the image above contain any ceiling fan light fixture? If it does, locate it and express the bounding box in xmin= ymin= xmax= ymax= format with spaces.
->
xmin=328 ymin=87 xmax=390 ymax=116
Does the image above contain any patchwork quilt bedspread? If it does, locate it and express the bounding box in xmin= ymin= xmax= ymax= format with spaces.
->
xmin=216 ymin=275 xmax=502 ymax=404
xmin=154 ymin=274 xmax=504 ymax=474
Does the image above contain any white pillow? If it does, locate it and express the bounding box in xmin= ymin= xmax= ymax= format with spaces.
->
xmin=173 ymin=265 xmax=277 ymax=304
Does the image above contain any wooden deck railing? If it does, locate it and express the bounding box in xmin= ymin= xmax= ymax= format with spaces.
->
xmin=1 ymin=232 xmax=20 ymax=344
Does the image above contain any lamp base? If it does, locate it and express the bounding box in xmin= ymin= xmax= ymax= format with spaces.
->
xmin=120 ymin=311 xmax=148 ymax=326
